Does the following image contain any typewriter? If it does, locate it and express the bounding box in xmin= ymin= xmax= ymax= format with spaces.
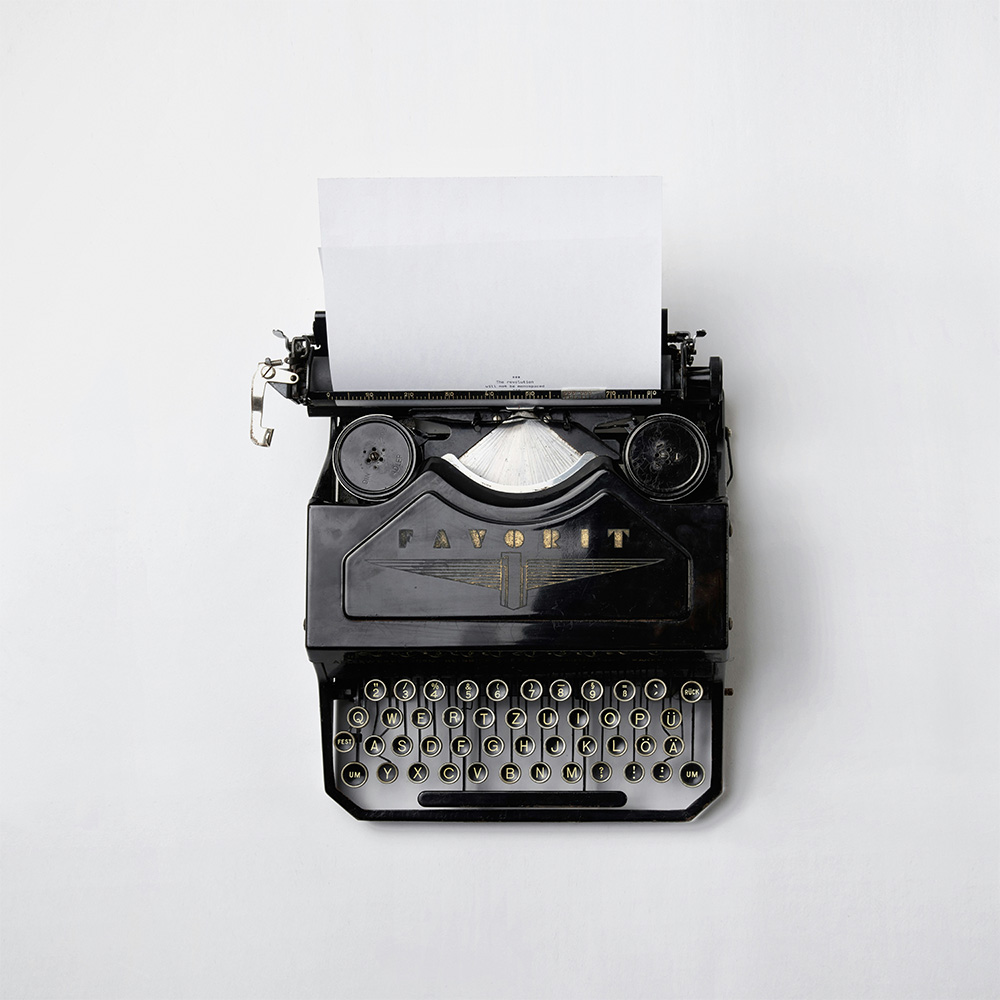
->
xmin=251 ymin=310 xmax=732 ymax=821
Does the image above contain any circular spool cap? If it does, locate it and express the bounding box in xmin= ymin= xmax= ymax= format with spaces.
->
xmin=333 ymin=414 xmax=417 ymax=500
xmin=623 ymin=414 xmax=710 ymax=500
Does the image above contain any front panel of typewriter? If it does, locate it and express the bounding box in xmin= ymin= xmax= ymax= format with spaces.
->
xmin=265 ymin=315 xmax=732 ymax=821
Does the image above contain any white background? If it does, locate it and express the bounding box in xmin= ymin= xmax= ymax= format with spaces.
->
xmin=1 ymin=3 xmax=997 ymax=999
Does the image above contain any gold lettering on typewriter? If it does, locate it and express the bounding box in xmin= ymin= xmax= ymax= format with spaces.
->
xmin=542 ymin=529 xmax=560 ymax=549
xmin=468 ymin=528 xmax=487 ymax=548
xmin=503 ymin=529 xmax=525 ymax=548
xmin=398 ymin=529 xmax=414 ymax=549
xmin=433 ymin=530 xmax=451 ymax=549
xmin=608 ymin=528 xmax=630 ymax=548
xmin=579 ymin=528 xmax=590 ymax=547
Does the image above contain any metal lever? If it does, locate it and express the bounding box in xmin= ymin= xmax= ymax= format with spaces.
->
xmin=251 ymin=359 xmax=299 ymax=446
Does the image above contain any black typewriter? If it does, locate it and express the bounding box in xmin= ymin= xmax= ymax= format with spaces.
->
xmin=252 ymin=309 xmax=732 ymax=821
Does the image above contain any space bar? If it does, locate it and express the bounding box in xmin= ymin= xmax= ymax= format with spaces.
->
xmin=418 ymin=790 xmax=627 ymax=808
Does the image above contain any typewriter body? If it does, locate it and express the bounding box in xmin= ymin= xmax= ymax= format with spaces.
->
xmin=253 ymin=308 xmax=731 ymax=821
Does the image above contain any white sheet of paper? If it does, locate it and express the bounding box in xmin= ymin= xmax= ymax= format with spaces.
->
xmin=318 ymin=177 xmax=662 ymax=392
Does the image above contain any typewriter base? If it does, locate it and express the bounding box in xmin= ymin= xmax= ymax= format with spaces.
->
xmin=317 ymin=666 xmax=723 ymax=822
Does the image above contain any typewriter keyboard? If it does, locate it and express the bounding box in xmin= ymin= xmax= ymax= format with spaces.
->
xmin=330 ymin=675 xmax=717 ymax=817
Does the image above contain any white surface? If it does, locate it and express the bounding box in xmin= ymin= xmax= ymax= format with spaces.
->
xmin=1 ymin=3 xmax=997 ymax=999
xmin=318 ymin=177 xmax=661 ymax=391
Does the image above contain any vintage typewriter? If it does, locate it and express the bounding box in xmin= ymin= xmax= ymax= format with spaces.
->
xmin=251 ymin=310 xmax=732 ymax=821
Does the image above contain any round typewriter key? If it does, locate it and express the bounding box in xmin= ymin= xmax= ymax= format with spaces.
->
xmin=364 ymin=735 xmax=385 ymax=756
xmin=520 ymin=679 xmax=543 ymax=701
xmin=549 ymin=679 xmax=572 ymax=702
xmin=380 ymin=706 xmax=403 ymax=729
xmin=486 ymin=679 xmax=509 ymax=701
xmin=505 ymin=707 xmax=527 ymax=729
xmin=423 ymin=679 xmax=446 ymax=702
xmin=514 ymin=735 xmax=535 ymax=757
xmin=545 ymin=735 xmax=566 ymax=756
xmin=376 ymin=761 xmax=398 ymax=783
xmin=439 ymin=762 xmax=461 ymax=784
xmin=442 ymin=706 xmax=464 ymax=728
xmin=623 ymin=413 xmax=711 ymax=501
xmin=341 ymin=762 xmax=368 ymax=787
xmin=581 ymin=679 xmax=604 ymax=702
xmin=363 ymin=679 xmax=387 ymax=702
xmin=623 ymin=762 xmax=644 ymax=783
xmin=407 ymin=762 xmax=429 ymax=783
xmin=651 ymin=761 xmax=673 ymax=783
xmin=664 ymin=736 xmax=685 ymax=758
xmin=568 ymin=708 xmax=590 ymax=730
xmin=629 ymin=707 xmax=651 ymax=729
xmin=600 ymin=707 xmax=621 ymax=729
xmin=613 ymin=679 xmax=636 ymax=702
xmin=393 ymin=679 xmax=416 ymax=701
xmin=660 ymin=707 xmax=683 ymax=730
xmin=421 ymin=735 xmax=442 ymax=756
xmin=392 ymin=735 xmax=413 ymax=756
xmin=576 ymin=735 xmax=598 ymax=757
xmin=644 ymin=678 xmax=667 ymax=701
xmin=467 ymin=762 xmax=488 ymax=784
xmin=457 ymin=679 xmax=479 ymax=702
xmin=562 ymin=761 xmax=584 ymax=783
xmin=636 ymin=734 xmax=657 ymax=756
xmin=680 ymin=761 xmax=706 ymax=787
xmin=590 ymin=761 xmax=612 ymax=783
xmin=483 ymin=735 xmax=505 ymax=757
xmin=333 ymin=414 xmax=417 ymax=501
xmin=450 ymin=735 xmax=473 ymax=757
xmin=346 ymin=706 xmax=369 ymax=729
xmin=500 ymin=763 xmax=521 ymax=784
xmin=537 ymin=707 xmax=558 ymax=730
xmin=606 ymin=735 xmax=628 ymax=756
xmin=680 ymin=680 xmax=704 ymax=703
xmin=473 ymin=707 xmax=495 ymax=729
xmin=334 ymin=731 xmax=356 ymax=753
xmin=530 ymin=762 xmax=551 ymax=783
xmin=410 ymin=707 xmax=433 ymax=729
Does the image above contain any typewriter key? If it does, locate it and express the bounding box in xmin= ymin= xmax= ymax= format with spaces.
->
xmin=581 ymin=679 xmax=604 ymax=702
xmin=486 ymin=679 xmax=508 ymax=701
xmin=644 ymin=678 xmax=667 ymax=701
xmin=346 ymin=706 xmax=369 ymax=728
xmin=392 ymin=735 xmax=413 ymax=756
xmin=599 ymin=708 xmax=620 ymax=729
xmin=467 ymin=762 xmax=488 ymax=784
xmin=549 ymin=679 xmax=572 ymax=701
xmin=680 ymin=761 xmax=706 ymax=787
xmin=333 ymin=414 xmax=417 ymax=501
xmin=561 ymin=762 xmax=583 ymax=783
xmin=568 ymin=708 xmax=590 ymax=730
xmin=664 ymin=736 xmax=685 ymax=758
xmin=483 ymin=735 xmax=505 ymax=756
xmin=623 ymin=413 xmax=710 ymax=500
xmin=451 ymin=736 xmax=473 ymax=757
xmin=651 ymin=761 xmax=672 ymax=783
xmin=363 ymin=679 xmax=387 ymax=701
xmin=623 ymin=762 xmax=644 ymax=783
xmin=537 ymin=707 xmax=558 ymax=729
xmin=520 ymin=679 xmax=543 ymax=701
xmin=505 ymin=707 xmax=527 ymax=729
xmin=590 ymin=761 xmax=612 ymax=783
xmin=514 ymin=736 xmax=535 ymax=757
xmin=680 ymin=680 xmax=704 ymax=703
xmin=576 ymin=735 xmax=598 ymax=757
xmin=410 ymin=707 xmax=432 ymax=729
xmin=341 ymin=762 xmax=368 ymax=787
xmin=423 ymin=679 xmax=445 ymax=701
xmin=334 ymin=731 xmax=356 ymax=753
xmin=545 ymin=735 xmax=566 ymax=756
xmin=421 ymin=736 xmax=442 ymax=756
xmin=500 ymin=763 xmax=521 ymax=784
xmin=407 ymin=762 xmax=429 ymax=783
xmin=660 ymin=707 xmax=682 ymax=730
xmin=393 ymin=679 xmax=416 ymax=701
xmin=613 ymin=679 xmax=636 ymax=702
xmin=439 ymin=763 xmax=461 ymax=784
xmin=629 ymin=707 xmax=651 ymax=729
xmin=530 ymin=762 xmax=551 ymax=783
xmin=380 ymin=706 xmax=403 ymax=729
xmin=457 ymin=680 xmax=479 ymax=702
xmin=473 ymin=708 xmax=495 ymax=729
xmin=606 ymin=735 xmax=628 ymax=756
xmin=442 ymin=706 xmax=464 ymax=728
xmin=364 ymin=735 xmax=386 ymax=756
xmin=376 ymin=762 xmax=398 ymax=783
xmin=635 ymin=734 xmax=657 ymax=756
